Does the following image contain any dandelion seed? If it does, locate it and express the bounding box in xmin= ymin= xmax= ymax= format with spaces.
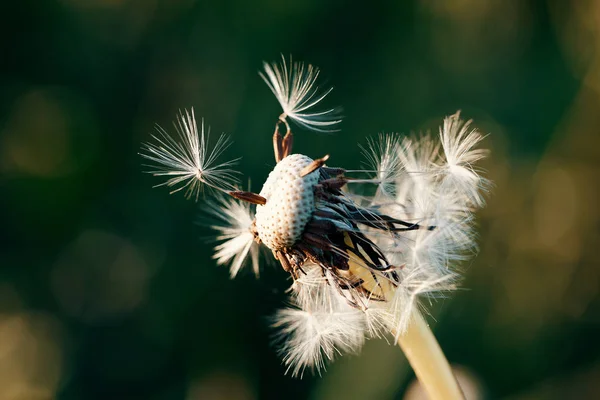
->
xmin=395 ymin=134 xmax=440 ymax=206
xmin=360 ymin=134 xmax=402 ymax=200
xmin=439 ymin=111 xmax=489 ymax=206
xmin=206 ymin=193 xmax=260 ymax=277
xmin=140 ymin=108 xmax=240 ymax=200
xmin=260 ymin=55 xmax=342 ymax=132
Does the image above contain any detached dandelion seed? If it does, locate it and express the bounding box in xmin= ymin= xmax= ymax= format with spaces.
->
xmin=140 ymin=108 xmax=240 ymax=200
xmin=141 ymin=57 xmax=491 ymax=400
xmin=260 ymin=55 xmax=342 ymax=132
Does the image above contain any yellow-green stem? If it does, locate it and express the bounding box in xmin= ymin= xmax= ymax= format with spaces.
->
xmin=395 ymin=310 xmax=464 ymax=400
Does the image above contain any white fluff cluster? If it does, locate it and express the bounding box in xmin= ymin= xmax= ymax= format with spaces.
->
xmin=274 ymin=264 xmax=365 ymax=377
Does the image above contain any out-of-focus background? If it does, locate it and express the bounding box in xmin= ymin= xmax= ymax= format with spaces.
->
xmin=1 ymin=0 xmax=599 ymax=399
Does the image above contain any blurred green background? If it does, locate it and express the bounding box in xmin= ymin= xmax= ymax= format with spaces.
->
xmin=1 ymin=0 xmax=599 ymax=399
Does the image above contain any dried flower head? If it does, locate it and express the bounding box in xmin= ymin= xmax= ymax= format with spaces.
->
xmin=141 ymin=58 xmax=490 ymax=378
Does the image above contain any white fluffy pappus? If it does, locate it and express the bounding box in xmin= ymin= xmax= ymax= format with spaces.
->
xmin=272 ymin=305 xmax=365 ymax=378
xmin=360 ymin=134 xmax=403 ymax=200
xmin=438 ymin=112 xmax=490 ymax=207
xmin=205 ymin=193 xmax=261 ymax=277
xmin=140 ymin=109 xmax=240 ymax=200
xmin=260 ymin=55 xmax=342 ymax=132
xmin=374 ymin=270 xmax=459 ymax=341
xmin=274 ymin=265 xmax=366 ymax=377
xmin=366 ymin=126 xmax=483 ymax=275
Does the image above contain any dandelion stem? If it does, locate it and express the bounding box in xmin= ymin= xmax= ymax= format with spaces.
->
xmin=395 ymin=310 xmax=464 ymax=400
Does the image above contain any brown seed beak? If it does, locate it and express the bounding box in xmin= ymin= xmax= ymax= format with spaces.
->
xmin=300 ymin=154 xmax=330 ymax=177
xmin=228 ymin=191 xmax=267 ymax=205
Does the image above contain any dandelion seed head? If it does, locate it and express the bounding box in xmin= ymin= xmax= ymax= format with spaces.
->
xmin=260 ymin=55 xmax=342 ymax=132
xmin=140 ymin=108 xmax=240 ymax=200
xmin=142 ymin=62 xmax=490 ymax=378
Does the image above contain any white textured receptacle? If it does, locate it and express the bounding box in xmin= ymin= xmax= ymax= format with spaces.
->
xmin=255 ymin=154 xmax=319 ymax=250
